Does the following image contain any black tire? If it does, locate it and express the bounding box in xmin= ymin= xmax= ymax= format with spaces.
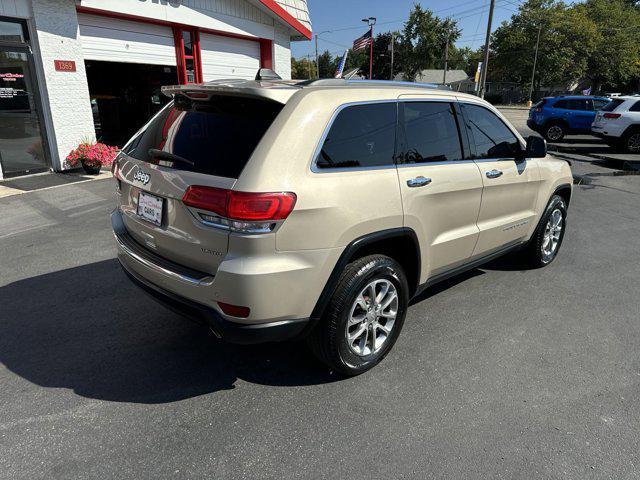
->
xmin=622 ymin=129 xmax=640 ymax=153
xmin=543 ymin=122 xmax=566 ymax=142
xmin=523 ymin=195 xmax=568 ymax=268
xmin=307 ymin=255 xmax=409 ymax=376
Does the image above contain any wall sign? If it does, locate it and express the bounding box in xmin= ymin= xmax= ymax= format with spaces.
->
xmin=54 ymin=60 xmax=76 ymax=72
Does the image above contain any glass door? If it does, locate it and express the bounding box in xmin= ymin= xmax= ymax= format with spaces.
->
xmin=0 ymin=44 xmax=49 ymax=177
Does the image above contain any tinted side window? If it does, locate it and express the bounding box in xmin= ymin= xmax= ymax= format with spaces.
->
xmin=556 ymin=99 xmax=588 ymax=110
xmin=463 ymin=104 xmax=520 ymax=159
xmin=400 ymin=102 xmax=462 ymax=163
xmin=629 ymin=101 xmax=640 ymax=112
xmin=593 ymin=99 xmax=610 ymax=110
xmin=315 ymin=103 xmax=397 ymax=169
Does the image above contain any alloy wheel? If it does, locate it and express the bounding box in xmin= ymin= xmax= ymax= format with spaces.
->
xmin=627 ymin=133 xmax=640 ymax=153
xmin=541 ymin=208 xmax=563 ymax=262
xmin=546 ymin=126 xmax=563 ymax=142
xmin=346 ymin=279 xmax=398 ymax=356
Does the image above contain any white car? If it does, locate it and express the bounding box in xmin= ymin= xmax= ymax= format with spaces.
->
xmin=591 ymin=95 xmax=640 ymax=153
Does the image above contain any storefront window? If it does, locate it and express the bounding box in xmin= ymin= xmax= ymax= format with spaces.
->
xmin=0 ymin=19 xmax=49 ymax=177
xmin=0 ymin=20 xmax=24 ymax=43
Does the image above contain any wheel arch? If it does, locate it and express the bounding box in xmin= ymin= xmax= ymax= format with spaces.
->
xmin=542 ymin=117 xmax=569 ymax=130
xmin=306 ymin=228 xmax=421 ymax=331
xmin=553 ymin=183 xmax=572 ymax=206
xmin=622 ymin=123 xmax=640 ymax=137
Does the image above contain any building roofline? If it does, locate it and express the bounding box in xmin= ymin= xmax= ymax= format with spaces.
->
xmin=257 ymin=0 xmax=312 ymax=40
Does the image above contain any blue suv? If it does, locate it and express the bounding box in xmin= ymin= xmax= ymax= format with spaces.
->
xmin=528 ymin=96 xmax=610 ymax=141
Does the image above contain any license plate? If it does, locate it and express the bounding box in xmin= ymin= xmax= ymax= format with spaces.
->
xmin=137 ymin=191 xmax=163 ymax=226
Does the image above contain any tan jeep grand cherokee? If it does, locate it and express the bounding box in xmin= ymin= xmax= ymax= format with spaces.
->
xmin=112 ymin=74 xmax=573 ymax=375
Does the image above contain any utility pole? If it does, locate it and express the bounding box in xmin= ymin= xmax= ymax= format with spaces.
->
xmin=390 ymin=32 xmax=395 ymax=80
xmin=528 ymin=24 xmax=542 ymax=106
xmin=442 ymin=31 xmax=450 ymax=85
xmin=479 ymin=0 xmax=495 ymax=99
xmin=362 ymin=17 xmax=376 ymax=80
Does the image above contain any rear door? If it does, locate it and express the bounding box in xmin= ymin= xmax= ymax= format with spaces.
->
xmin=459 ymin=102 xmax=540 ymax=256
xmin=555 ymin=98 xmax=591 ymax=131
xmin=117 ymin=93 xmax=283 ymax=274
xmin=396 ymin=100 xmax=483 ymax=276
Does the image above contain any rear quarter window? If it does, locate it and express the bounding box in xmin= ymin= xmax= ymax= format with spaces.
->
xmin=122 ymin=94 xmax=283 ymax=179
xmin=315 ymin=102 xmax=397 ymax=169
xmin=601 ymin=99 xmax=624 ymax=112
xmin=629 ymin=100 xmax=640 ymax=112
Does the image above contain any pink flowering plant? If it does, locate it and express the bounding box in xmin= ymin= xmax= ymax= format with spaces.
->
xmin=66 ymin=142 xmax=118 ymax=169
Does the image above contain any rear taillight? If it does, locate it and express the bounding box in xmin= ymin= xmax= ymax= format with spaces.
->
xmin=182 ymin=186 xmax=297 ymax=233
xmin=603 ymin=113 xmax=621 ymax=119
xmin=111 ymin=158 xmax=122 ymax=189
xmin=535 ymin=108 xmax=542 ymax=113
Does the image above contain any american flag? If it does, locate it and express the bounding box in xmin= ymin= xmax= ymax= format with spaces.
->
xmin=353 ymin=29 xmax=372 ymax=51
xmin=334 ymin=50 xmax=348 ymax=78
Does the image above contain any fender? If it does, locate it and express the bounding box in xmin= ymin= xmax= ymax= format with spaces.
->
xmin=527 ymin=184 xmax=572 ymax=245
xmin=300 ymin=227 xmax=421 ymax=336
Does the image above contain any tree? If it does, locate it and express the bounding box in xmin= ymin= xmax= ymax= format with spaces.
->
xmin=353 ymin=32 xmax=408 ymax=80
xmin=291 ymin=56 xmax=316 ymax=79
xmin=581 ymin=0 xmax=640 ymax=92
xmin=446 ymin=46 xmax=482 ymax=76
xmin=317 ymin=50 xmax=338 ymax=78
xmin=400 ymin=5 xmax=461 ymax=80
xmin=490 ymin=0 xmax=598 ymax=94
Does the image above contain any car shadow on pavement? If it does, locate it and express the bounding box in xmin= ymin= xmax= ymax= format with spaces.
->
xmin=0 ymin=259 xmax=337 ymax=404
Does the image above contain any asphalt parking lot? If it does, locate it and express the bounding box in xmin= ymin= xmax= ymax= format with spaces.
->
xmin=1 ymin=128 xmax=640 ymax=478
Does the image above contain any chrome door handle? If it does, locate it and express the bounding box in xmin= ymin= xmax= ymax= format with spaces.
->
xmin=407 ymin=176 xmax=432 ymax=187
xmin=486 ymin=169 xmax=503 ymax=179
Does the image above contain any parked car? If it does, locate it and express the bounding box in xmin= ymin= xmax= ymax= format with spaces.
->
xmin=591 ymin=95 xmax=640 ymax=153
xmin=528 ymin=95 xmax=610 ymax=141
xmin=111 ymin=74 xmax=573 ymax=375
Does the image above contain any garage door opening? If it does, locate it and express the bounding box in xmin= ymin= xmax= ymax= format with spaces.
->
xmin=85 ymin=61 xmax=176 ymax=147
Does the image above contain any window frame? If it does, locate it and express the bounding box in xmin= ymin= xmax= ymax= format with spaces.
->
xmin=310 ymin=99 xmax=400 ymax=173
xmin=458 ymin=101 xmax=524 ymax=161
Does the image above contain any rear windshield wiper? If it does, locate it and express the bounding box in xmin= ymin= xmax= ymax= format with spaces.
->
xmin=148 ymin=149 xmax=195 ymax=167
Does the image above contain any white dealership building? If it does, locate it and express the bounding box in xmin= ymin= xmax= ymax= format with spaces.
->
xmin=0 ymin=0 xmax=311 ymax=178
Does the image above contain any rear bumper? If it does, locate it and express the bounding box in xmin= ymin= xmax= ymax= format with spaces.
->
xmin=112 ymin=209 xmax=309 ymax=344
xmin=527 ymin=119 xmax=539 ymax=131
xmin=120 ymin=261 xmax=309 ymax=344
xmin=591 ymin=130 xmax=618 ymax=143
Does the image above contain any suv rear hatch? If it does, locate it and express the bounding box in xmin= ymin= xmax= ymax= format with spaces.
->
xmin=115 ymin=85 xmax=288 ymax=275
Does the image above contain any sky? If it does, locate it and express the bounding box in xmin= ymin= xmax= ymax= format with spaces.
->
xmin=291 ymin=0 xmax=522 ymax=61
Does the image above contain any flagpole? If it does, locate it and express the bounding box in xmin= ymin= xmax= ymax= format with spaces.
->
xmin=369 ymin=24 xmax=373 ymax=80
xmin=362 ymin=17 xmax=376 ymax=80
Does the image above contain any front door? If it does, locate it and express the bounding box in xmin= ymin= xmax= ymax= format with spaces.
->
xmin=460 ymin=102 xmax=540 ymax=256
xmin=396 ymin=100 xmax=483 ymax=278
xmin=0 ymin=43 xmax=49 ymax=177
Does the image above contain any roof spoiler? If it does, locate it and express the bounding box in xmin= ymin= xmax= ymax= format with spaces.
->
xmin=255 ymin=68 xmax=282 ymax=81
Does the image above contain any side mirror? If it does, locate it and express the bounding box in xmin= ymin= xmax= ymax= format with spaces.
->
xmin=525 ymin=135 xmax=547 ymax=158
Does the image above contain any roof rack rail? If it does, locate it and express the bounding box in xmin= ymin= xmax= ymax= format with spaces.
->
xmin=296 ymin=78 xmax=452 ymax=90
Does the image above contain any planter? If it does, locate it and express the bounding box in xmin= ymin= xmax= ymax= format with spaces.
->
xmin=81 ymin=161 xmax=101 ymax=175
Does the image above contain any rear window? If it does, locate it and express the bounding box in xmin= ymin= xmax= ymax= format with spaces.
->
xmin=122 ymin=94 xmax=283 ymax=178
xmin=601 ymin=99 xmax=624 ymax=112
